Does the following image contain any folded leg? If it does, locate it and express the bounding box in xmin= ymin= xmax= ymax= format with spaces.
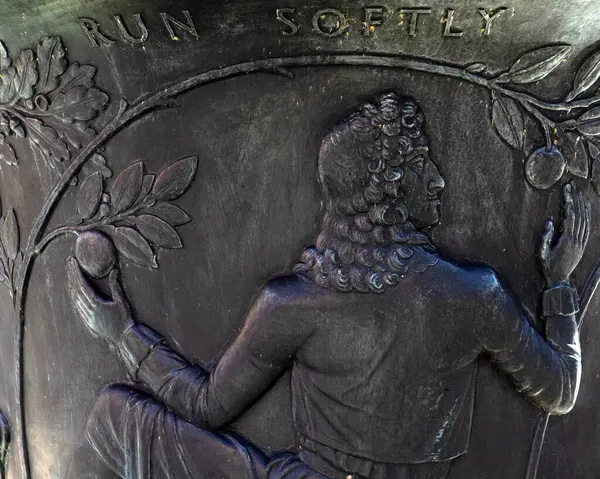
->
xmin=66 ymin=384 xmax=268 ymax=479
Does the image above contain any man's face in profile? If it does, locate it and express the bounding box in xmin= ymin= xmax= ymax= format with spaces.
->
xmin=400 ymin=147 xmax=445 ymax=229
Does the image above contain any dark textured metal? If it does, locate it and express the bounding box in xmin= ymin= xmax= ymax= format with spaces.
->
xmin=0 ymin=1 xmax=600 ymax=478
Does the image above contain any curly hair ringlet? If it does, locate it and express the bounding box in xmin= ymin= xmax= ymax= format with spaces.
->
xmin=294 ymin=92 xmax=439 ymax=294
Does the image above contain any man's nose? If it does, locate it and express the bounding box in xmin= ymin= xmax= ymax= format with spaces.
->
xmin=427 ymin=162 xmax=445 ymax=194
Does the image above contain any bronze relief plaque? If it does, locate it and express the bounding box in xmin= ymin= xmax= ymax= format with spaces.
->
xmin=0 ymin=1 xmax=599 ymax=478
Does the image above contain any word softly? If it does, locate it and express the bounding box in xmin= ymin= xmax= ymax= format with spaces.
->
xmin=276 ymin=6 xmax=509 ymax=38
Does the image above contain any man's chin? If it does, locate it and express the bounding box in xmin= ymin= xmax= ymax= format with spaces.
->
xmin=410 ymin=208 xmax=441 ymax=230
xmin=421 ymin=220 xmax=439 ymax=231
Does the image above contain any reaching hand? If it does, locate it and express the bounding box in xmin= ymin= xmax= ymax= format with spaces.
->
xmin=67 ymin=257 xmax=134 ymax=346
xmin=539 ymin=182 xmax=590 ymax=287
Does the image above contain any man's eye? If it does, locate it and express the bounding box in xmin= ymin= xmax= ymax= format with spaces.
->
xmin=410 ymin=157 xmax=425 ymax=173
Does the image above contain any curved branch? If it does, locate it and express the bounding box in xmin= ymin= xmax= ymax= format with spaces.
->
xmin=518 ymin=98 xmax=557 ymax=147
xmin=36 ymin=197 xmax=156 ymax=255
xmin=15 ymin=97 xmax=128 ymax=312
xmin=523 ymin=91 xmax=600 ymax=112
xmin=489 ymin=82 xmax=600 ymax=112
xmin=12 ymin=98 xmax=129 ymax=478
xmin=34 ymin=226 xmax=80 ymax=255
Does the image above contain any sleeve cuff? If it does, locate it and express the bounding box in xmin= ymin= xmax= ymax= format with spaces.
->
xmin=542 ymin=283 xmax=579 ymax=317
xmin=118 ymin=323 xmax=164 ymax=380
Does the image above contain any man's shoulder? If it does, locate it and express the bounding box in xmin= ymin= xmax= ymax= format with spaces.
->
xmin=259 ymin=274 xmax=331 ymax=307
xmin=431 ymin=257 xmax=503 ymax=295
xmin=249 ymin=275 xmax=332 ymax=332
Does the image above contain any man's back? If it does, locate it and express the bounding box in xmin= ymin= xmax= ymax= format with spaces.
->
xmin=284 ymin=257 xmax=491 ymax=463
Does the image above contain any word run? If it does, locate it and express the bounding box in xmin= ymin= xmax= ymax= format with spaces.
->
xmin=78 ymin=11 xmax=199 ymax=46
xmin=276 ymin=6 xmax=509 ymax=38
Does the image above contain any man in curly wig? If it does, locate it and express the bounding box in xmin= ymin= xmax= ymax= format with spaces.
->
xmin=67 ymin=92 xmax=589 ymax=479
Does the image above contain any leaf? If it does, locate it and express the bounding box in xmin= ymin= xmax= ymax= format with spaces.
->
xmin=576 ymin=107 xmax=600 ymax=136
xmin=29 ymin=141 xmax=48 ymax=169
xmin=110 ymin=226 xmax=157 ymax=268
xmin=135 ymin=174 xmax=155 ymax=205
xmin=0 ymin=66 xmax=16 ymax=104
xmin=77 ymin=171 xmax=103 ymax=220
xmin=51 ymin=62 xmax=95 ymax=99
xmin=566 ymin=50 xmax=600 ymax=102
xmin=0 ymin=258 xmax=8 ymax=283
xmin=0 ymin=41 xmax=11 ymax=71
xmin=591 ymin=158 xmax=600 ymax=196
xmin=491 ymin=94 xmax=525 ymax=149
xmin=152 ymin=156 xmax=198 ymax=201
xmin=48 ymin=86 xmax=108 ymax=123
xmin=466 ymin=62 xmax=487 ymax=74
xmin=0 ymin=143 xmax=17 ymax=166
xmin=12 ymin=49 xmax=38 ymax=100
xmin=41 ymin=111 xmax=95 ymax=149
xmin=35 ymin=36 xmax=67 ymax=94
xmin=135 ymin=214 xmax=182 ymax=249
xmin=0 ymin=135 xmax=17 ymax=166
xmin=496 ymin=44 xmax=572 ymax=84
xmin=111 ymin=161 xmax=144 ymax=213
xmin=23 ymin=117 xmax=69 ymax=162
xmin=1 ymin=209 xmax=19 ymax=260
xmin=588 ymin=139 xmax=600 ymax=159
xmin=145 ymin=202 xmax=191 ymax=226
xmin=55 ymin=120 xmax=95 ymax=149
xmin=563 ymin=133 xmax=589 ymax=178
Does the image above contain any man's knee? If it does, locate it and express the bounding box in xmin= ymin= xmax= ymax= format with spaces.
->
xmin=86 ymin=384 xmax=149 ymax=440
xmin=90 ymin=384 xmax=137 ymax=418
xmin=67 ymin=386 xmax=137 ymax=478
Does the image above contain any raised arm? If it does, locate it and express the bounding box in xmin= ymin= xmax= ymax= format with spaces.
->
xmin=477 ymin=183 xmax=589 ymax=415
xmin=67 ymin=262 xmax=313 ymax=429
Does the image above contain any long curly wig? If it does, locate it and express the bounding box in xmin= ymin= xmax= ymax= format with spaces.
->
xmin=294 ymin=93 xmax=439 ymax=293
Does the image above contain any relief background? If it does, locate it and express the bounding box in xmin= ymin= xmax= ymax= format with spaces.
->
xmin=0 ymin=0 xmax=599 ymax=477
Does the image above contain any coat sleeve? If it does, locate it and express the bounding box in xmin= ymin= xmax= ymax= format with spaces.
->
xmin=476 ymin=270 xmax=581 ymax=415
xmin=117 ymin=283 xmax=313 ymax=428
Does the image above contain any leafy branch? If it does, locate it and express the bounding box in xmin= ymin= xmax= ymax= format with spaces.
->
xmin=0 ymin=206 xmax=21 ymax=299
xmin=477 ymin=44 xmax=600 ymax=191
xmin=0 ymin=37 xmax=107 ymax=169
xmin=35 ymin=156 xmax=197 ymax=268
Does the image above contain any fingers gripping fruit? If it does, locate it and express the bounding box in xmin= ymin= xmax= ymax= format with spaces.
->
xmin=74 ymin=230 xmax=117 ymax=279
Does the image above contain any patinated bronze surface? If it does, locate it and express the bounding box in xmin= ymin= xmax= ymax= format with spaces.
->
xmin=0 ymin=1 xmax=600 ymax=478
